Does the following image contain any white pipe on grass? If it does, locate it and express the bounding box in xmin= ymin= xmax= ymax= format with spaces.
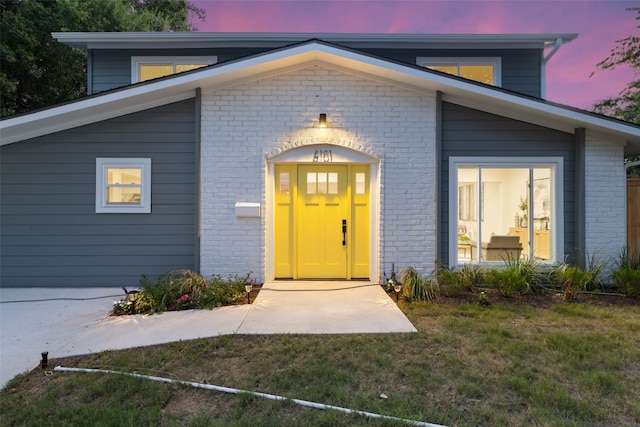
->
xmin=54 ymin=366 xmax=447 ymax=427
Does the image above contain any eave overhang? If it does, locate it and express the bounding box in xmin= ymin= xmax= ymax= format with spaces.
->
xmin=2 ymin=40 xmax=638 ymax=155
xmin=52 ymin=31 xmax=577 ymax=50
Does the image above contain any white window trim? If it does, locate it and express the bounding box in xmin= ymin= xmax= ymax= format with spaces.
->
xmin=417 ymin=57 xmax=502 ymax=86
xmin=131 ymin=56 xmax=217 ymax=83
xmin=96 ymin=158 xmax=151 ymax=213
xmin=448 ymin=156 xmax=564 ymax=266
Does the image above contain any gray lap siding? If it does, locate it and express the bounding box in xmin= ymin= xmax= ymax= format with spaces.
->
xmin=91 ymin=48 xmax=541 ymax=97
xmin=91 ymin=48 xmax=267 ymax=94
xmin=0 ymin=99 xmax=197 ymax=287
xmin=439 ymin=101 xmax=575 ymax=263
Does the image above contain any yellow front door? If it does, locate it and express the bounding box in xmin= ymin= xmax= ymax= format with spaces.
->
xmin=297 ymin=165 xmax=348 ymax=278
xmin=274 ymin=163 xmax=370 ymax=280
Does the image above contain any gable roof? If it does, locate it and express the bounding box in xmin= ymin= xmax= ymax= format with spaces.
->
xmin=2 ymin=39 xmax=639 ymax=155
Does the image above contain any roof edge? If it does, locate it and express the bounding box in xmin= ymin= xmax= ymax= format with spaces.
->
xmin=52 ymin=32 xmax=578 ymax=50
xmin=6 ymin=39 xmax=638 ymax=156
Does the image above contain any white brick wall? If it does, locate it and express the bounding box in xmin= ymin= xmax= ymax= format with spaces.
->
xmin=584 ymin=130 xmax=626 ymax=272
xmin=200 ymin=65 xmax=437 ymax=282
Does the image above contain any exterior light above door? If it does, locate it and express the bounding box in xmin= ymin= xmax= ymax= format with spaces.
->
xmin=319 ymin=113 xmax=327 ymax=127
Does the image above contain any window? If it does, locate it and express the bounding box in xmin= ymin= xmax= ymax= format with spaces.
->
xmin=131 ymin=56 xmax=217 ymax=83
xmin=417 ymin=57 xmax=502 ymax=86
xmin=450 ymin=157 xmax=563 ymax=265
xmin=96 ymin=158 xmax=151 ymax=213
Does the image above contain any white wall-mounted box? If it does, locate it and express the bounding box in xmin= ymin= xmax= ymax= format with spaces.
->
xmin=235 ymin=202 xmax=261 ymax=218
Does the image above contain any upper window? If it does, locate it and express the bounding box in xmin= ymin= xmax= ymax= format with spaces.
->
xmin=96 ymin=158 xmax=151 ymax=213
xmin=417 ymin=57 xmax=502 ymax=86
xmin=131 ymin=56 xmax=217 ymax=83
xmin=450 ymin=157 xmax=563 ymax=265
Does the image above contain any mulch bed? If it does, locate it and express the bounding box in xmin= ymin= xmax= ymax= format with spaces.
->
xmin=382 ymin=285 xmax=640 ymax=308
xmin=241 ymin=284 xmax=638 ymax=309
xmin=229 ymin=284 xmax=263 ymax=306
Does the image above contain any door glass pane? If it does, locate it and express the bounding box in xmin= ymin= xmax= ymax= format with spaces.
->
xmin=355 ymin=173 xmax=366 ymax=194
xmin=328 ymin=173 xmax=338 ymax=194
xmin=307 ymin=173 xmax=316 ymax=194
xmin=279 ymin=173 xmax=289 ymax=194
xmin=317 ymin=173 xmax=327 ymax=194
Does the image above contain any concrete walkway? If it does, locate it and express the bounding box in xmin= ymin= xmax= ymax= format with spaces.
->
xmin=0 ymin=282 xmax=415 ymax=388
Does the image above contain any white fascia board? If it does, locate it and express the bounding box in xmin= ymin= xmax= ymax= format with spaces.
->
xmin=0 ymin=88 xmax=195 ymax=145
xmin=315 ymin=45 xmax=639 ymax=139
xmin=441 ymin=90 xmax=640 ymax=141
xmin=0 ymin=44 xmax=327 ymax=145
xmin=52 ymin=32 xmax=578 ymax=50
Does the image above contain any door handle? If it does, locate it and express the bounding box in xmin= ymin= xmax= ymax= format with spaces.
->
xmin=342 ymin=219 xmax=347 ymax=246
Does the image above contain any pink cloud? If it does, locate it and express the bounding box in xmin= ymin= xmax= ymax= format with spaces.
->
xmin=191 ymin=0 xmax=638 ymax=109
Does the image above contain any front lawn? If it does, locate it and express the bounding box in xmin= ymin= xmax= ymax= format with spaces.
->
xmin=2 ymin=299 xmax=639 ymax=426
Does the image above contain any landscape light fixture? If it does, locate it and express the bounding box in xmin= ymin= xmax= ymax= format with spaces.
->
xmin=126 ymin=289 xmax=139 ymax=303
xmin=245 ymin=282 xmax=253 ymax=304
xmin=393 ymin=281 xmax=402 ymax=302
xmin=126 ymin=289 xmax=139 ymax=313
xmin=319 ymin=113 xmax=327 ymax=127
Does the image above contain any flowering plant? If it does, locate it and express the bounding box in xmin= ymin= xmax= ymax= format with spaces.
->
xmin=562 ymin=285 xmax=576 ymax=302
xmin=175 ymin=293 xmax=193 ymax=309
xmin=478 ymin=291 xmax=490 ymax=307
xmin=113 ymin=300 xmax=134 ymax=315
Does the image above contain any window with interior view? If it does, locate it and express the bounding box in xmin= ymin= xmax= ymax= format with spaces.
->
xmin=450 ymin=157 xmax=562 ymax=265
xmin=131 ymin=56 xmax=217 ymax=83
xmin=96 ymin=158 xmax=151 ymax=213
xmin=417 ymin=57 xmax=501 ymax=86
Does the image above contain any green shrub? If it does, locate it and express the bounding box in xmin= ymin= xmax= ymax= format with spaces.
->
xmin=438 ymin=268 xmax=472 ymax=297
xmin=132 ymin=291 xmax=156 ymax=314
xmin=559 ymin=250 xmax=606 ymax=291
xmin=485 ymin=267 xmax=529 ymax=297
xmin=507 ymin=257 xmax=544 ymax=291
xmin=138 ymin=273 xmax=172 ymax=312
xmin=611 ymin=246 xmax=640 ymax=297
xmin=400 ymin=266 xmax=438 ymax=302
xmin=200 ymin=273 xmax=251 ymax=307
xmin=483 ymin=257 xmax=545 ymax=297
xmin=114 ymin=270 xmax=251 ymax=315
xmin=552 ymin=264 xmax=593 ymax=292
xmin=436 ymin=263 xmax=485 ymax=297
xmin=611 ymin=268 xmax=640 ymax=297
xmin=614 ymin=246 xmax=640 ymax=271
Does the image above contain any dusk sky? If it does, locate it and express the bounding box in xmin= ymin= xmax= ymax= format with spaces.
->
xmin=190 ymin=0 xmax=638 ymax=111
